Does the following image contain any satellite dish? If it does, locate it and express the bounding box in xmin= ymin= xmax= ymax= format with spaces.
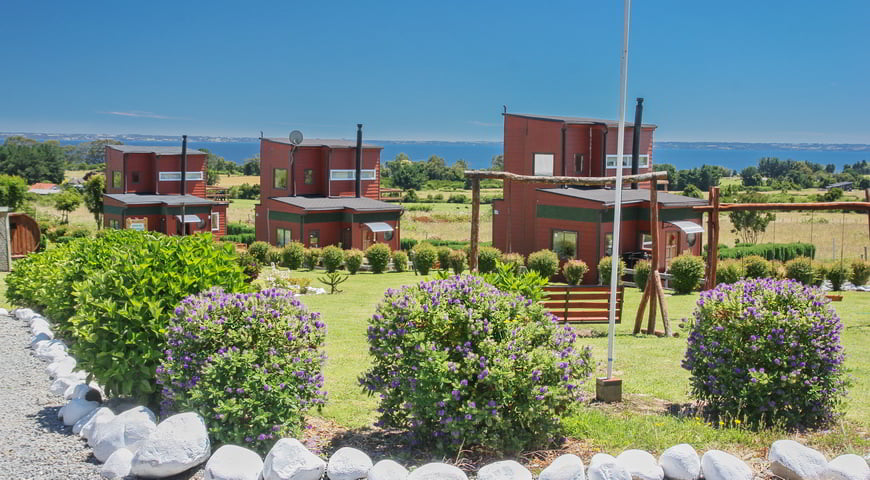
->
xmin=289 ymin=130 xmax=304 ymax=145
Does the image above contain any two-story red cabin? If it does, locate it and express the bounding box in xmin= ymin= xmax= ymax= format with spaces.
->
xmin=102 ymin=145 xmax=228 ymax=237
xmin=493 ymin=113 xmax=705 ymax=283
xmin=254 ymin=137 xmax=402 ymax=250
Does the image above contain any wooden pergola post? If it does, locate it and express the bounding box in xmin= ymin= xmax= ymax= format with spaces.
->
xmin=470 ymin=177 xmax=481 ymax=271
xmin=634 ymin=178 xmax=669 ymax=335
xmin=704 ymin=187 xmax=720 ymax=290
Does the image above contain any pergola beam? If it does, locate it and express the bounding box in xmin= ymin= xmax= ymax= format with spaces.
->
xmin=694 ymin=201 xmax=870 ymax=213
xmin=464 ymin=170 xmax=668 ymax=185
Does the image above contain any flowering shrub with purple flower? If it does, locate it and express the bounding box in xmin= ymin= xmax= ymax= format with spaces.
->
xmin=360 ymin=274 xmax=593 ymax=453
xmin=158 ymin=288 xmax=327 ymax=454
xmin=682 ymin=278 xmax=847 ymax=428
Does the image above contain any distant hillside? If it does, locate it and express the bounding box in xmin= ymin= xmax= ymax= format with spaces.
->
xmin=656 ymin=142 xmax=870 ymax=152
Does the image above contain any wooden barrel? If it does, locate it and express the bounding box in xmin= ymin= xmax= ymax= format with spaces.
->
xmin=8 ymin=213 xmax=41 ymax=258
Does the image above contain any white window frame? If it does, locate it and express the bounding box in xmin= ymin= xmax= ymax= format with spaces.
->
xmin=605 ymin=154 xmax=649 ymax=169
xmin=330 ymin=169 xmax=377 ymax=180
xmin=533 ymin=153 xmax=554 ymax=176
xmin=159 ymin=171 xmax=204 ymax=181
xmin=211 ymin=212 xmax=219 ymax=231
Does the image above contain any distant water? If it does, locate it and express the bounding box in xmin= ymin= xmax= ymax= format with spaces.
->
xmin=62 ymin=139 xmax=868 ymax=172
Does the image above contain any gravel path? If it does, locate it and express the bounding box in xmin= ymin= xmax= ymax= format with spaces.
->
xmin=0 ymin=314 xmax=100 ymax=479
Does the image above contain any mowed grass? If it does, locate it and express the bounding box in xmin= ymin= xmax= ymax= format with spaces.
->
xmin=216 ymin=174 xmax=260 ymax=187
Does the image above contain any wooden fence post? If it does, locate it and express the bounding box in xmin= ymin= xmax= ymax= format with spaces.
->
xmin=470 ymin=177 xmax=480 ymax=271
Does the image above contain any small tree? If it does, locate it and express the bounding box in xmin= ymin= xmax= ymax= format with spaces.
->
xmin=0 ymin=174 xmax=29 ymax=211
xmin=82 ymin=174 xmax=105 ymax=228
xmin=730 ymin=193 xmax=776 ymax=244
xmin=54 ymin=189 xmax=83 ymax=224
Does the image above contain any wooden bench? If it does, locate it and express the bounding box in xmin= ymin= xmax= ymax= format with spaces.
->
xmin=541 ymin=285 xmax=624 ymax=324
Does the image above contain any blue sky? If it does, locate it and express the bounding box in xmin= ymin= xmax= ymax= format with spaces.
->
xmin=1 ymin=0 xmax=868 ymax=143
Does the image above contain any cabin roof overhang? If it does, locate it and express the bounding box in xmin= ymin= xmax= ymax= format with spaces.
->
xmin=271 ymin=196 xmax=403 ymax=213
xmin=104 ymin=193 xmax=223 ymax=207
xmin=536 ymin=188 xmax=707 ymax=208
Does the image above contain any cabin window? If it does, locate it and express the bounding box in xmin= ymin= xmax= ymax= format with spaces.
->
xmin=534 ymin=153 xmax=554 ymax=176
xmin=574 ymin=154 xmax=584 ymax=174
xmin=304 ymin=169 xmax=314 ymax=185
xmin=383 ymin=230 xmax=394 ymax=241
xmin=308 ymin=230 xmax=320 ymax=248
xmin=606 ymin=154 xmax=650 ymax=168
xmin=552 ymin=230 xmax=577 ymax=259
xmin=640 ymin=232 xmax=652 ymax=251
xmin=605 ymin=233 xmax=613 ymax=256
xmin=329 ymin=169 xmax=376 ymax=180
xmin=108 ymin=219 xmax=120 ymax=229
xmin=273 ymin=168 xmax=288 ymax=189
xmin=112 ymin=171 xmax=122 ymax=189
xmin=686 ymin=232 xmax=697 ymax=248
xmin=158 ymin=171 xmax=204 ymax=181
xmin=276 ymin=228 xmax=292 ymax=247
xmin=131 ymin=171 xmax=140 ymax=184
xmin=211 ymin=212 xmax=220 ymax=231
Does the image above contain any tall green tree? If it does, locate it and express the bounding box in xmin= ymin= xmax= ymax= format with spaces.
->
xmin=0 ymin=174 xmax=29 ymax=211
xmin=242 ymin=155 xmax=261 ymax=175
xmin=82 ymin=174 xmax=106 ymax=228
xmin=730 ymin=193 xmax=775 ymax=244
xmin=54 ymin=189 xmax=83 ymax=224
xmin=490 ymin=154 xmax=504 ymax=171
xmin=0 ymin=137 xmax=65 ymax=184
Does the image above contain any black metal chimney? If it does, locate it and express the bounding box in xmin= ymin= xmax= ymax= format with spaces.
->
xmin=355 ymin=124 xmax=363 ymax=198
xmin=630 ymin=98 xmax=644 ymax=189
xmin=181 ymin=135 xmax=188 ymax=195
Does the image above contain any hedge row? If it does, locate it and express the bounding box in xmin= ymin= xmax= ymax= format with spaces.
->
xmin=715 ymin=242 xmax=815 ymax=262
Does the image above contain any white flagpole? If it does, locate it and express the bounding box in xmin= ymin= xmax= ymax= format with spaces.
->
xmin=606 ymin=0 xmax=632 ymax=380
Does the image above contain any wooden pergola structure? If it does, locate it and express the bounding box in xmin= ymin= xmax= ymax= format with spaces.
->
xmin=696 ymin=187 xmax=870 ymax=290
xmin=464 ymin=169 xmax=672 ymax=335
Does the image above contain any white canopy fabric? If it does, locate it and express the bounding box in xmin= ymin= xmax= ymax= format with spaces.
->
xmin=175 ymin=214 xmax=202 ymax=224
xmin=666 ymin=220 xmax=704 ymax=234
xmin=363 ymin=222 xmax=394 ymax=233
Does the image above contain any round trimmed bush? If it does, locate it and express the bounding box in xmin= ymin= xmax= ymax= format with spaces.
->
xmin=527 ymin=249 xmax=559 ymax=279
xmin=345 ymin=249 xmax=364 ymax=274
xmin=281 ymin=242 xmax=305 ymax=270
xmin=668 ymin=253 xmax=705 ymax=294
xmin=826 ymin=261 xmax=850 ymax=291
xmin=634 ymin=259 xmax=651 ymax=291
xmin=448 ymin=249 xmax=467 ymax=274
xmin=437 ymin=247 xmax=452 ymax=271
xmin=598 ymin=256 xmax=625 ymax=285
xmin=236 ymin=251 xmax=260 ymax=282
xmin=850 ymin=258 xmax=870 ymax=286
xmin=716 ymin=259 xmax=744 ymax=285
xmin=501 ymin=252 xmax=525 ymax=269
xmin=811 ymin=261 xmax=828 ymax=287
xmin=683 ymin=279 xmax=847 ymax=428
xmin=562 ymin=259 xmax=589 ymax=285
xmin=361 ymin=275 xmax=594 ymax=453
xmin=266 ymin=247 xmax=282 ymax=266
xmin=742 ymin=255 xmax=771 ymax=279
xmin=411 ymin=242 xmax=437 ymax=275
xmin=392 ymin=250 xmax=409 ymax=272
xmin=321 ymin=245 xmax=345 ymax=273
xmin=785 ymin=257 xmax=815 ymax=285
xmin=248 ymin=241 xmax=271 ymax=264
xmin=366 ymin=243 xmax=392 ymax=274
xmin=770 ymin=260 xmax=787 ymax=280
xmin=477 ymin=246 xmax=502 ymax=274
xmin=158 ymin=288 xmax=327 ymax=454
xmin=303 ymin=248 xmax=322 ymax=270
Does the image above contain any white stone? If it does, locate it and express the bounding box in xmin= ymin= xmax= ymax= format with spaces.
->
xmin=588 ymin=461 xmax=632 ymax=480
xmin=101 ymin=448 xmax=134 ymax=479
xmin=72 ymin=406 xmax=101 ymax=435
xmin=46 ymin=356 xmax=77 ymax=379
xmin=539 ymin=454 xmax=585 ymax=480
xmin=700 ymin=450 xmax=752 ymax=480
xmin=31 ymin=331 xmax=53 ymax=344
xmin=616 ymin=450 xmax=663 ymax=480
xmin=823 ymin=454 xmax=869 ymax=480
xmin=15 ymin=308 xmax=35 ymax=321
xmin=262 ymin=438 xmax=326 ymax=480
xmin=50 ymin=376 xmax=82 ymax=396
xmin=82 ymin=408 xmax=115 ymax=443
xmin=35 ymin=340 xmax=68 ymax=362
xmin=61 ymin=398 xmax=100 ymax=426
xmin=204 ymin=445 xmax=264 ymax=480
xmin=30 ymin=317 xmax=51 ymax=333
xmin=92 ymin=414 xmax=157 ymax=463
xmin=658 ymin=444 xmax=700 ymax=480
xmin=407 ymin=463 xmax=468 ymax=480
xmin=769 ymin=440 xmax=828 ymax=480
xmin=477 ymin=460 xmax=533 ymax=480
xmin=130 ymin=412 xmax=211 ymax=477
xmin=590 ymin=454 xmax=618 ymax=467
xmin=0 ymin=307 xmax=9 ymax=316
xmin=327 ymin=447 xmax=373 ymax=480
xmin=368 ymin=459 xmax=410 ymax=480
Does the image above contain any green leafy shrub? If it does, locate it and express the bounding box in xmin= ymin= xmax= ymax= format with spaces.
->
xmin=411 ymin=242 xmax=437 ymax=275
xmin=248 ymin=241 xmax=271 ymax=264
xmin=447 ymin=193 xmax=468 ymax=204
xmin=391 ymin=250 xmax=409 ymax=272
xmin=345 ymin=249 xmax=364 ymax=274
xmin=481 ymin=261 xmax=548 ymax=301
xmin=849 ymin=258 xmax=870 ymax=286
xmin=476 ymin=246 xmax=502 ymax=274
xmin=716 ymin=259 xmax=745 ymax=285
xmin=365 ymin=243 xmax=392 ymax=274
xmin=222 ymin=233 xmax=256 ymax=245
xmin=785 ymin=257 xmax=815 ymax=285
xmin=361 ymin=275 xmax=593 ymax=453
xmin=770 ymin=260 xmax=787 ymax=280
xmin=811 ymin=262 xmax=828 ymax=287
xmin=501 ymin=252 xmax=525 ymax=268
xmin=448 ymin=249 xmax=467 ymax=275
xmin=683 ymin=279 xmax=847 ymax=428
xmin=236 ymin=252 xmax=260 ymax=282
xmin=597 ymin=256 xmax=625 ymax=285
xmin=562 ymin=260 xmax=589 ymax=285
xmin=321 ymin=246 xmax=345 ymax=273
xmin=281 ymin=242 xmax=305 ymax=270
xmin=716 ymin=242 xmax=815 ymax=262
xmin=527 ymin=249 xmax=559 ymax=279
xmin=741 ymin=255 xmax=771 ymax=279
xmin=227 ymin=222 xmax=256 ymax=235
xmin=266 ymin=247 xmax=282 ymax=266
xmin=158 ymin=288 xmax=326 ymax=454
xmin=437 ymin=247 xmax=452 ymax=271
xmin=400 ymin=238 xmax=418 ymax=251
xmin=668 ymin=254 xmax=705 ymax=294
xmin=634 ymin=260 xmax=651 ymax=291
xmin=826 ymin=262 xmax=850 ymax=291
xmin=303 ymin=248 xmax=322 ymax=270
